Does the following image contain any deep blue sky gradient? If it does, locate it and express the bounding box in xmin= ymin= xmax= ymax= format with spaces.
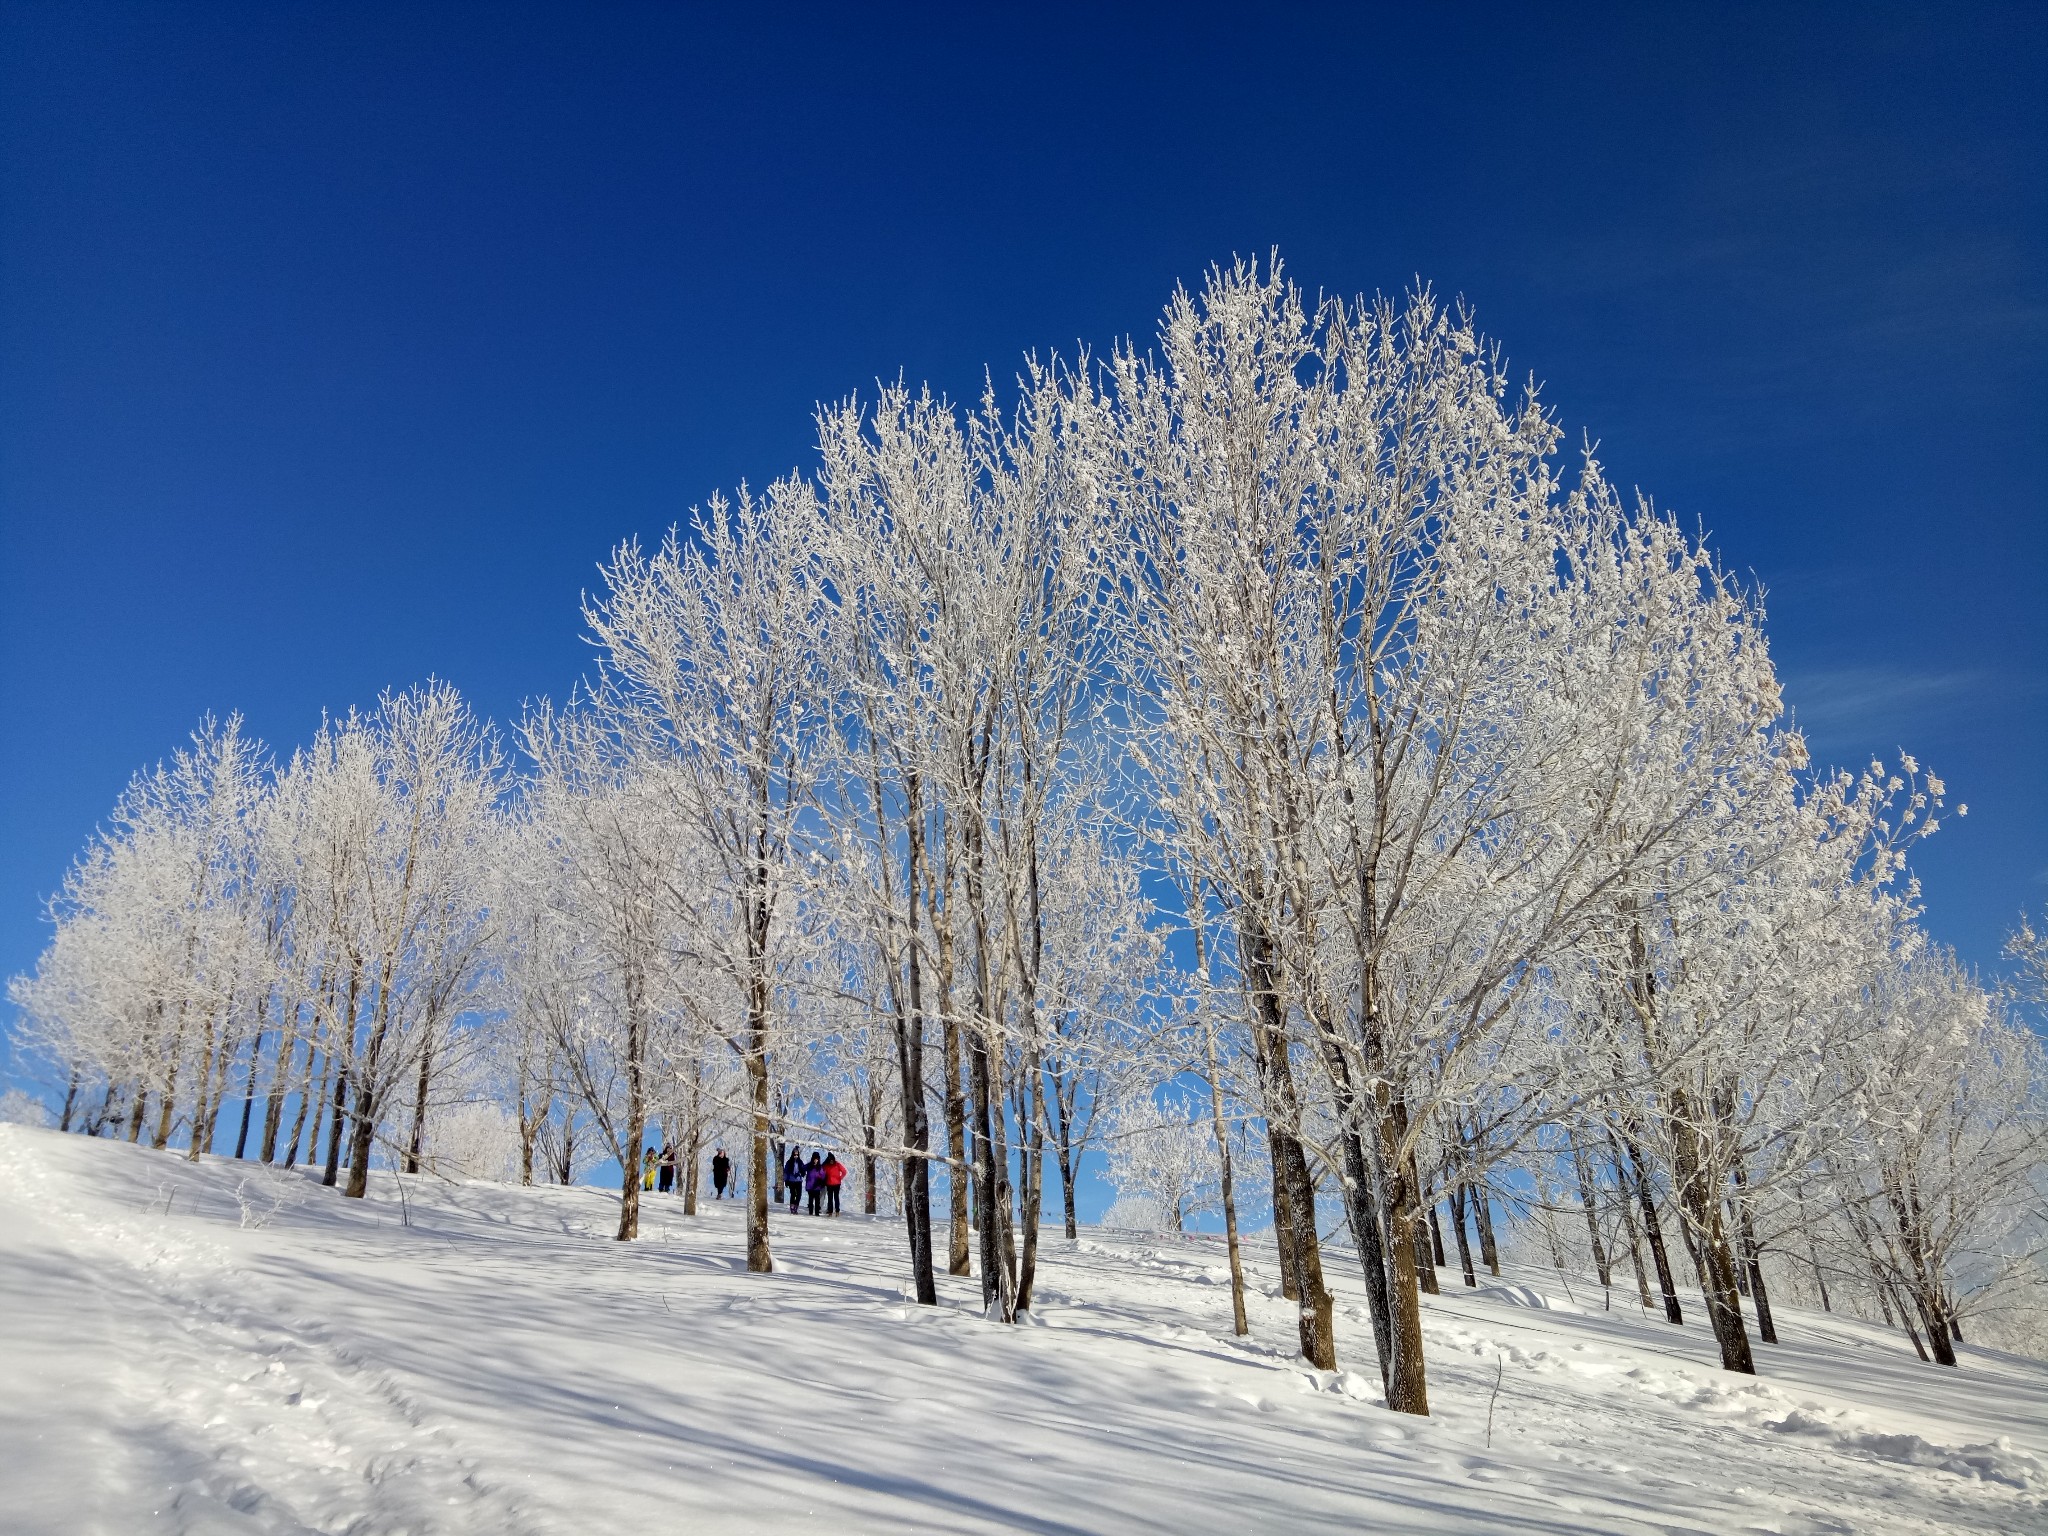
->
xmin=4 ymin=1 xmax=2044 ymax=1082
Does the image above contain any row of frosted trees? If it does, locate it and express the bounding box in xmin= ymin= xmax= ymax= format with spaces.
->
xmin=12 ymin=263 xmax=2044 ymax=1416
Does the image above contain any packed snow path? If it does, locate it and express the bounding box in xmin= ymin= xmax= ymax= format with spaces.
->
xmin=1 ymin=1125 xmax=2041 ymax=1535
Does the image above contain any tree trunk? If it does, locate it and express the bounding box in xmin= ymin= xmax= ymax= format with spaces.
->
xmin=1614 ymin=1162 xmax=1653 ymax=1310
xmin=889 ymin=967 xmax=934 ymax=1299
xmin=348 ymin=844 xmax=415 ymax=1199
xmin=1888 ymin=1279 xmax=1930 ymax=1361
xmin=1620 ymin=1130 xmax=1682 ymax=1323
xmin=1449 ymin=1185 xmax=1477 ymax=1288
xmin=234 ymin=1028 xmax=264 ymax=1159
xmin=1374 ymin=1105 xmax=1429 ymax=1412
xmin=325 ymin=962 xmax=361 ymax=1189
xmin=1270 ymin=1147 xmax=1300 ymax=1302
xmin=962 ymin=808 xmax=1017 ymax=1322
xmin=283 ymin=1027 xmax=320 ymax=1168
xmin=1666 ymin=1100 xmax=1753 ymax=1374
xmin=1572 ymin=1140 xmax=1611 ymax=1287
xmin=1270 ymin=1127 xmax=1337 ymax=1370
xmin=344 ymin=1015 xmax=393 ymax=1200
xmin=321 ymin=1043 xmax=349 ymax=1188
xmin=1202 ymin=1022 xmax=1248 ymax=1337
xmin=968 ymin=1024 xmax=1009 ymax=1317
xmin=406 ymin=1025 xmax=437 ymax=1175
xmin=943 ymin=1019 xmax=971 ymax=1274
xmin=1729 ymin=1160 xmax=1776 ymax=1344
xmin=1336 ymin=1123 xmax=1395 ymax=1387
xmin=1795 ymin=1186 xmax=1831 ymax=1312
xmin=1055 ymin=1104 xmax=1078 ymax=1240
xmin=151 ymin=1006 xmax=187 ymax=1151
xmin=1191 ymin=894 xmax=1248 ymax=1335
xmin=1473 ymin=1180 xmax=1500 ymax=1276
xmin=260 ymin=1025 xmax=296 ymax=1164
xmin=200 ymin=1026 xmax=233 ymax=1157
xmin=744 ymin=1017 xmax=773 ymax=1272
xmin=1015 ymin=1055 xmax=1045 ymax=1314
xmin=683 ymin=1095 xmax=703 ymax=1216
xmin=891 ymin=772 xmax=936 ymax=1298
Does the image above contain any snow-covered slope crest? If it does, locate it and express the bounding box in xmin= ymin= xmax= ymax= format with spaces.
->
xmin=1 ymin=1125 xmax=2041 ymax=1536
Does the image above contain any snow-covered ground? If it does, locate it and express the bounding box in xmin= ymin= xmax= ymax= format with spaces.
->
xmin=1 ymin=1124 xmax=2041 ymax=1536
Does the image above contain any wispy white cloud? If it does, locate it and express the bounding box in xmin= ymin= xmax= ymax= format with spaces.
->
xmin=1780 ymin=666 xmax=2005 ymax=760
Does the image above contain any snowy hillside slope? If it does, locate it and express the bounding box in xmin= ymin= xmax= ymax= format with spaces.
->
xmin=1 ymin=1124 xmax=2042 ymax=1536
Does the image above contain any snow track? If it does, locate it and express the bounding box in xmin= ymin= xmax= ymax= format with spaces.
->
xmin=0 ymin=1130 xmax=533 ymax=1535
xmin=2 ymin=1125 xmax=2042 ymax=1535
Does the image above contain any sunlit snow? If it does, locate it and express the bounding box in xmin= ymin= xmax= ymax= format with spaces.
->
xmin=2 ymin=1125 xmax=2040 ymax=1535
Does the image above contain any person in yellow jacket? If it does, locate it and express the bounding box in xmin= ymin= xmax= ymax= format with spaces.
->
xmin=642 ymin=1145 xmax=659 ymax=1192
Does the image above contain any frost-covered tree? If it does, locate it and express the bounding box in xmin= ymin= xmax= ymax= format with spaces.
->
xmin=582 ymin=483 xmax=829 ymax=1271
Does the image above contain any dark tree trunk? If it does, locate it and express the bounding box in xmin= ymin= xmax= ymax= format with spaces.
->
xmin=893 ymin=777 xmax=937 ymax=1295
xmin=893 ymin=1005 xmax=936 ymax=1301
xmin=1621 ymin=1132 xmax=1683 ymax=1323
xmin=1408 ymin=1151 xmax=1441 ymax=1297
xmin=1014 ymin=1058 xmax=1045 ymax=1314
xmin=1472 ymin=1179 xmax=1500 ymax=1275
xmin=1270 ymin=1145 xmax=1300 ymax=1302
xmin=1449 ymin=1186 xmax=1477 ymax=1288
xmin=406 ymin=1027 xmax=437 ymax=1175
xmin=321 ymin=1053 xmax=348 ymax=1188
xmin=1374 ymin=1102 xmax=1429 ymax=1411
xmin=1889 ymin=1281 xmax=1929 ymax=1361
xmin=1729 ymin=1162 xmax=1776 ymax=1343
xmin=234 ymin=1029 xmax=264 ymax=1159
xmin=260 ymin=1027 xmax=296 ymax=1164
xmin=969 ymin=1027 xmax=1002 ymax=1313
xmin=1056 ymin=1111 xmax=1077 ymax=1240
xmin=324 ymin=964 xmax=361 ymax=1188
xmin=1668 ymin=1126 xmax=1754 ymax=1374
xmin=1338 ymin=1126 xmax=1396 ymax=1386
xmin=1572 ymin=1141 xmax=1612 ymax=1287
xmin=944 ymin=1020 xmax=971 ymax=1274
xmin=1270 ymin=1127 xmax=1336 ymax=1369
xmin=744 ymin=1009 xmax=772 ymax=1271
xmin=1613 ymin=1157 xmax=1653 ymax=1310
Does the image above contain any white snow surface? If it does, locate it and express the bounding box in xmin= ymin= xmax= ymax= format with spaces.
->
xmin=2 ymin=1124 xmax=2043 ymax=1535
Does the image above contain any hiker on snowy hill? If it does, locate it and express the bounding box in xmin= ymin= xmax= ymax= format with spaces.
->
xmin=711 ymin=1147 xmax=731 ymax=1200
xmin=783 ymin=1148 xmax=805 ymax=1213
xmin=804 ymin=1151 xmax=826 ymax=1216
xmin=642 ymin=1146 xmax=659 ymax=1192
xmin=822 ymin=1152 xmax=845 ymax=1216
xmin=657 ymin=1143 xmax=676 ymax=1195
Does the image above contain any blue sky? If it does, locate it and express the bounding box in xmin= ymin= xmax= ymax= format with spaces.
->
xmin=2 ymin=0 xmax=2043 ymax=1067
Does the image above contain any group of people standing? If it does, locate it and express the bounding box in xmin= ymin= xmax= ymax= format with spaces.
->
xmin=782 ymin=1147 xmax=846 ymax=1216
xmin=640 ymin=1143 xmax=736 ymax=1198
xmin=639 ymin=1144 xmax=846 ymax=1215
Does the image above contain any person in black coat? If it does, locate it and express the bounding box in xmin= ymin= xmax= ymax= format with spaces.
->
xmin=711 ymin=1146 xmax=731 ymax=1199
xmin=783 ymin=1148 xmax=805 ymax=1213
